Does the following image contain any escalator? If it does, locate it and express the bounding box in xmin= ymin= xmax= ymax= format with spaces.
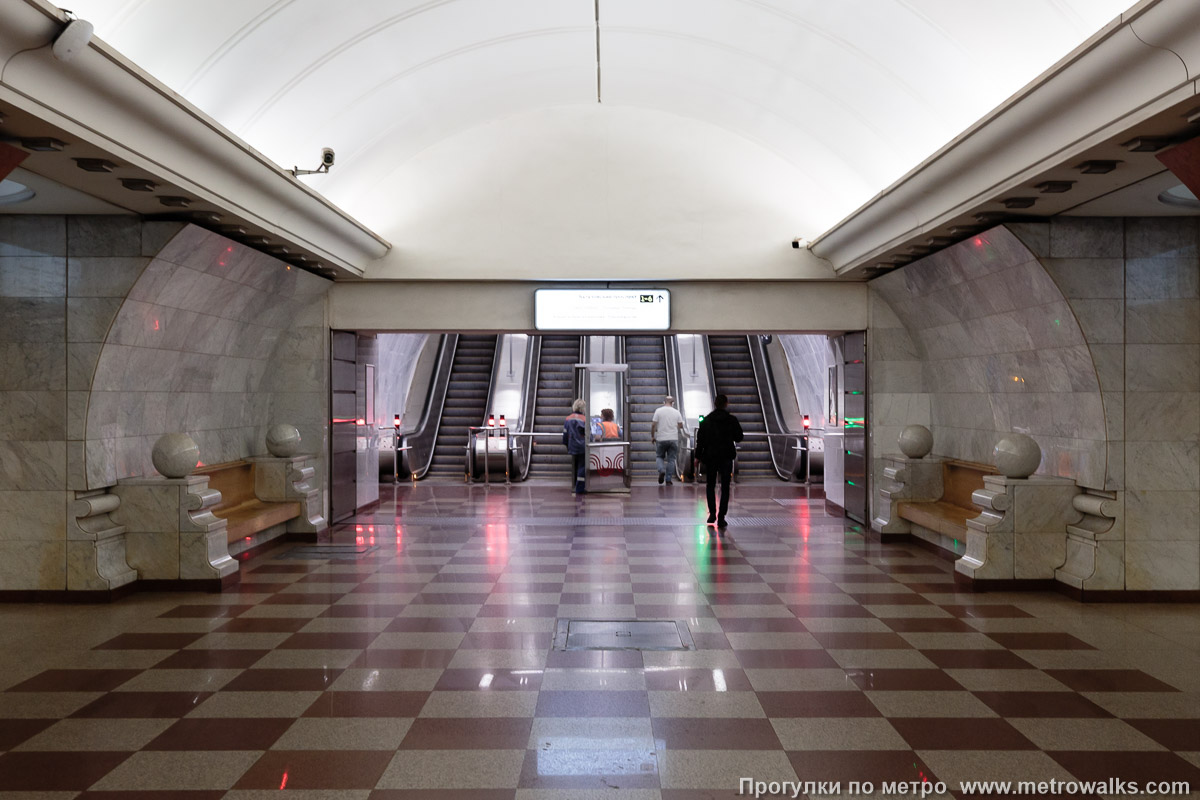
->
xmin=626 ymin=335 xmax=669 ymax=479
xmin=425 ymin=334 xmax=497 ymax=478
xmin=527 ymin=335 xmax=580 ymax=479
xmin=708 ymin=335 xmax=776 ymax=479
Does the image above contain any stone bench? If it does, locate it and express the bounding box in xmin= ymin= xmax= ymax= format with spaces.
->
xmin=874 ymin=431 xmax=1084 ymax=588
xmin=875 ymin=456 xmax=993 ymax=557
xmin=198 ymin=460 xmax=299 ymax=545
xmin=114 ymin=445 xmax=326 ymax=589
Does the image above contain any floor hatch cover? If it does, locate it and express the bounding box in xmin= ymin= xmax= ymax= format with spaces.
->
xmin=554 ymin=619 xmax=695 ymax=651
xmin=278 ymin=545 xmax=378 ymax=560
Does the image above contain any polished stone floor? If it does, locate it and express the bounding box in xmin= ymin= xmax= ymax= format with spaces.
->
xmin=0 ymin=482 xmax=1198 ymax=799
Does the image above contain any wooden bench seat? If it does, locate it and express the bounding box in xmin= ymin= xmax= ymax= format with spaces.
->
xmin=196 ymin=461 xmax=300 ymax=544
xmin=896 ymin=458 xmax=994 ymax=542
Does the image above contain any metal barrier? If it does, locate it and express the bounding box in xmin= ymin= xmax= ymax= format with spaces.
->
xmin=467 ymin=429 xmax=565 ymax=484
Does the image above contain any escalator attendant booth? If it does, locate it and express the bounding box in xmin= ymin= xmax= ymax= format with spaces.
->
xmin=576 ymin=361 xmax=631 ymax=493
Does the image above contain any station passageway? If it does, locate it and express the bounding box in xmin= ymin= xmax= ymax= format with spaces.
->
xmin=7 ymin=1 xmax=1200 ymax=795
xmin=0 ymin=482 xmax=1196 ymax=796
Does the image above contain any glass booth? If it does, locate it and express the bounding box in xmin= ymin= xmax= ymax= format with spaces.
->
xmin=575 ymin=352 xmax=630 ymax=494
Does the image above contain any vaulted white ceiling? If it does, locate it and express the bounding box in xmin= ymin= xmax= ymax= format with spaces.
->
xmin=67 ymin=0 xmax=1135 ymax=245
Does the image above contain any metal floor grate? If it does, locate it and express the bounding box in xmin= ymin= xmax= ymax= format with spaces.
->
xmin=553 ymin=618 xmax=695 ymax=651
xmin=277 ymin=545 xmax=379 ymax=560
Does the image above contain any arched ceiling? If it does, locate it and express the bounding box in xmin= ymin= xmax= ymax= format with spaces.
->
xmin=67 ymin=0 xmax=1135 ymax=240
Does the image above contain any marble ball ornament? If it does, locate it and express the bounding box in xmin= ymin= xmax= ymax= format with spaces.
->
xmin=151 ymin=433 xmax=200 ymax=478
xmin=897 ymin=424 xmax=933 ymax=458
xmin=266 ymin=423 xmax=303 ymax=457
xmin=994 ymin=433 xmax=1042 ymax=478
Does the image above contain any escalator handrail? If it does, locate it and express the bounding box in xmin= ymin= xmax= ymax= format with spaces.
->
xmin=746 ymin=334 xmax=800 ymax=480
xmin=399 ymin=333 xmax=458 ymax=480
xmin=663 ymin=334 xmax=685 ymax=421
xmin=513 ymin=336 xmax=543 ymax=481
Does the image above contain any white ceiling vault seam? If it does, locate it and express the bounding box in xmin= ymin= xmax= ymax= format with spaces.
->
xmin=180 ymin=0 xmax=296 ymax=95
xmin=38 ymin=0 xmax=1141 ymax=280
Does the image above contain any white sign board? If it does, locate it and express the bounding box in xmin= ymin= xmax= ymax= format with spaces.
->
xmin=534 ymin=289 xmax=670 ymax=331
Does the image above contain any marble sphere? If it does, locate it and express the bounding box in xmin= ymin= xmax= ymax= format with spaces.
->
xmin=994 ymin=433 xmax=1042 ymax=478
xmin=266 ymin=423 xmax=303 ymax=457
xmin=897 ymin=424 xmax=933 ymax=459
xmin=151 ymin=433 xmax=200 ymax=478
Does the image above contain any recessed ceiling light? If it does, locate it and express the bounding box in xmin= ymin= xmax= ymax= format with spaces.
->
xmin=0 ymin=178 xmax=35 ymax=205
xmin=21 ymin=137 xmax=65 ymax=152
xmin=1076 ymin=160 xmax=1120 ymax=174
xmin=74 ymin=158 xmax=116 ymax=172
xmin=158 ymin=196 xmax=191 ymax=207
xmin=1122 ymin=137 xmax=1169 ymax=153
xmin=1035 ymin=181 xmax=1075 ymax=193
xmin=120 ymin=178 xmax=157 ymax=192
xmin=1158 ymin=183 xmax=1200 ymax=210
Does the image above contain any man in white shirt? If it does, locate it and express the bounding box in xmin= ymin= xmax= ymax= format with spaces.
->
xmin=650 ymin=395 xmax=685 ymax=485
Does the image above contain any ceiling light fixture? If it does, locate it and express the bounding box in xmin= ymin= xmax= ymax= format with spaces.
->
xmin=1158 ymin=184 xmax=1200 ymax=209
xmin=20 ymin=137 xmax=65 ymax=152
xmin=157 ymin=195 xmax=191 ymax=207
xmin=0 ymin=178 xmax=35 ymax=205
xmin=1035 ymin=181 xmax=1075 ymax=193
xmin=73 ymin=158 xmax=116 ymax=172
xmin=1076 ymin=160 xmax=1120 ymax=174
xmin=120 ymin=178 xmax=157 ymax=192
xmin=1122 ymin=137 xmax=1169 ymax=152
xmin=1001 ymin=197 xmax=1037 ymax=209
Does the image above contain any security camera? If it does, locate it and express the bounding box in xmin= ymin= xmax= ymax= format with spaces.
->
xmin=292 ymin=148 xmax=337 ymax=177
xmin=792 ymin=239 xmax=801 ymax=249
xmin=792 ymin=237 xmax=810 ymax=250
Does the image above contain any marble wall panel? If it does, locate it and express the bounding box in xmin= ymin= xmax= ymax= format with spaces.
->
xmin=0 ymin=441 xmax=66 ymax=491
xmin=1042 ymin=258 xmax=1124 ymax=299
xmin=0 ymin=391 xmax=65 ymax=440
xmin=0 ymin=215 xmax=66 ymax=257
xmin=1126 ymin=217 xmax=1199 ymax=258
xmin=0 ymin=298 xmax=66 ymax=343
xmin=1125 ymin=490 xmax=1200 ymax=542
xmin=1070 ymin=299 xmax=1125 ymax=345
xmin=0 ymin=342 xmax=65 ymax=390
xmin=1125 ymin=345 xmax=1200 ymax=393
xmin=1125 ymin=393 xmax=1200 ymax=442
xmin=0 ymin=542 xmax=66 ymax=590
xmin=67 ymin=257 xmax=148 ymax=298
xmin=66 ymin=297 xmax=122 ymax=343
xmin=1126 ymin=298 xmax=1200 ymax=344
xmin=0 ymin=256 xmax=66 ymax=297
xmin=1125 ymin=542 xmax=1200 ymax=590
xmin=1049 ymin=218 xmax=1124 ymax=258
xmin=0 ymin=491 xmax=64 ymax=541
xmin=67 ymin=216 xmax=140 ymax=257
xmin=1126 ymin=442 xmax=1200 ymax=492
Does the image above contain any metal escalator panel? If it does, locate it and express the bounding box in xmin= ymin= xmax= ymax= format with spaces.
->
xmin=625 ymin=335 xmax=669 ymax=478
xmin=708 ymin=335 xmax=775 ymax=479
xmin=528 ymin=335 xmax=581 ymax=479
xmin=425 ymin=334 xmax=497 ymax=478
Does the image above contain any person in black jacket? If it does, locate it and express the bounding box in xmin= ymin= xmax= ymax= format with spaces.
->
xmin=563 ymin=399 xmax=588 ymax=494
xmin=693 ymin=394 xmax=744 ymax=528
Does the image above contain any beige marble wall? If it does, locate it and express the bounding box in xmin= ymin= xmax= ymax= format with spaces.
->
xmin=871 ymin=218 xmax=1200 ymax=592
xmin=0 ymin=216 xmax=330 ymax=591
xmin=870 ymin=225 xmax=1106 ymax=493
xmin=85 ymin=225 xmax=330 ymax=497
xmin=1023 ymin=218 xmax=1200 ymax=591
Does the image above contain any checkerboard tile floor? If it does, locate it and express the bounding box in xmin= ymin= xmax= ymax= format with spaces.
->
xmin=0 ymin=482 xmax=1198 ymax=799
